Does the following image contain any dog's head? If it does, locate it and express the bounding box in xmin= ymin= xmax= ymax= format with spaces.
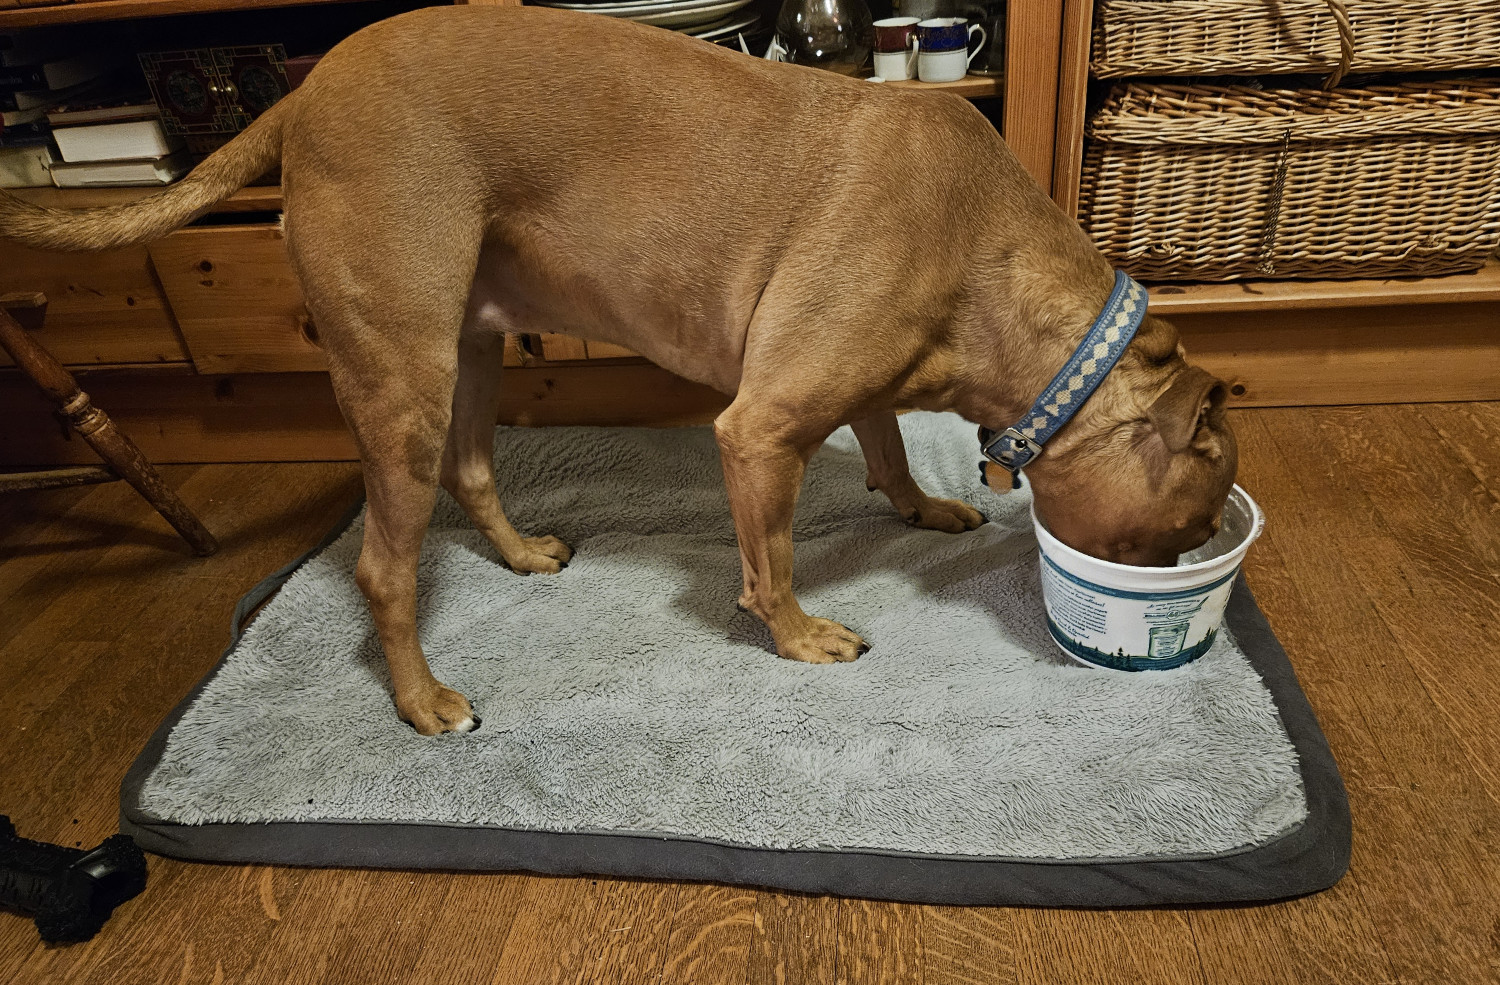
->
xmin=1025 ymin=355 xmax=1238 ymax=567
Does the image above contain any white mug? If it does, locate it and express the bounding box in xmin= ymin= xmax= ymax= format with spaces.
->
xmin=915 ymin=18 xmax=986 ymax=83
xmin=872 ymin=46 xmax=919 ymax=82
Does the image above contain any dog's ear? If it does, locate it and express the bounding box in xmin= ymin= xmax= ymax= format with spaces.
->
xmin=1147 ymin=367 xmax=1227 ymax=454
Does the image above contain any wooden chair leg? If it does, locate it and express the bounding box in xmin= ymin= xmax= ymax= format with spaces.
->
xmin=0 ymin=466 xmax=117 ymax=494
xmin=0 ymin=306 xmax=218 ymax=556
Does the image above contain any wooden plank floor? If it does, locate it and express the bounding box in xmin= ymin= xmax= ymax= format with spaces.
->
xmin=1 ymin=404 xmax=1497 ymax=984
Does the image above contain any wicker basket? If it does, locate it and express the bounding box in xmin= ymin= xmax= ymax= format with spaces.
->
xmin=1077 ymin=79 xmax=1500 ymax=281
xmin=1092 ymin=0 xmax=1500 ymax=84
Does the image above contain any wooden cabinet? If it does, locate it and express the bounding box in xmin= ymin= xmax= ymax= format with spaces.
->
xmin=0 ymin=243 xmax=186 ymax=368
xmin=2 ymin=0 xmax=1496 ymax=466
xmin=145 ymin=222 xmax=530 ymax=372
xmin=538 ymin=335 xmax=638 ymax=361
xmin=148 ymin=225 xmax=321 ymax=374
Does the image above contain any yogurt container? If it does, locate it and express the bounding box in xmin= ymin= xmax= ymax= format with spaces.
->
xmin=1032 ymin=484 xmax=1264 ymax=671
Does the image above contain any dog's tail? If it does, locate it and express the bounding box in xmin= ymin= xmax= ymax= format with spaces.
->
xmin=0 ymin=92 xmax=294 ymax=253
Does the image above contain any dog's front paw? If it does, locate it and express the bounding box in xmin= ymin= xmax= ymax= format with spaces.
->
xmin=502 ymin=535 xmax=573 ymax=575
xmin=903 ymin=496 xmax=986 ymax=534
xmin=774 ymin=616 xmax=869 ymax=664
xmin=396 ymin=682 xmax=480 ymax=736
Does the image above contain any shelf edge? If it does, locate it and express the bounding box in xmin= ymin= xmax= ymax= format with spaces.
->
xmin=1147 ymin=264 xmax=1500 ymax=313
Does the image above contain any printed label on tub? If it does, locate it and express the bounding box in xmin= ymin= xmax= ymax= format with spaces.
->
xmin=1040 ymin=556 xmax=1240 ymax=671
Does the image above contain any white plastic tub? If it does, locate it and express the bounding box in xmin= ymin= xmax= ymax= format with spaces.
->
xmin=1032 ymin=484 xmax=1265 ymax=671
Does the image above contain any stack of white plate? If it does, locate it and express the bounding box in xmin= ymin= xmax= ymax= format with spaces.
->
xmin=534 ymin=0 xmax=761 ymax=45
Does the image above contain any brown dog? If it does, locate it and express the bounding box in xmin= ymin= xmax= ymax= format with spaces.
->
xmin=0 ymin=6 xmax=1235 ymax=734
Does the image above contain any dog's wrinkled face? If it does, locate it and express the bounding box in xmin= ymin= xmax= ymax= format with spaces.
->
xmin=1030 ymin=366 xmax=1238 ymax=567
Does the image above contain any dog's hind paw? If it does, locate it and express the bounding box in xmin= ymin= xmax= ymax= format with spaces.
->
xmin=501 ymin=535 xmax=574 ymax=575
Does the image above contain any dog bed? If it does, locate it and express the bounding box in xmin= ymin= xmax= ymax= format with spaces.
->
xmin=122 ymin=413 xmax=1349 ymax=905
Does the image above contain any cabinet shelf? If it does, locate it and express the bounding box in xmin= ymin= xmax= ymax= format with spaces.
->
xmin=885 ymin=75 xmax=1002 ymax=99
xmin=1146 ymin=262 xmax=1500 ymax=314
xmin=0 ymin=0 xmax=362 ymax=29
xmin=9 ymin=184 xmax=285 ymax=214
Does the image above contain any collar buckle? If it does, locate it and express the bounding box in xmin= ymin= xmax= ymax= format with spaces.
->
xmin=976 ymin=270 xmax=1147 ymax=492
xmin=981 ymin=426 xmax=1041 ymax=470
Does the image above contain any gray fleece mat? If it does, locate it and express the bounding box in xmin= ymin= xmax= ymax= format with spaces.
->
xmin=122 ymin=413 xmax=1349 ymax=905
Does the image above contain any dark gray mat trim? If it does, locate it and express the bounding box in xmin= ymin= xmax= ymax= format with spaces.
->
xmin=121 ymin=503 xmax=1350 ymax=906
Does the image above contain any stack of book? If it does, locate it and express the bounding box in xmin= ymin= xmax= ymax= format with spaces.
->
xmin=1 ymin=31 xmax=92 ymax=187
xmin=0 ymin=29 xmax=185 ymax=189
xmin=46 ymin=98 xmax=187 ymax=188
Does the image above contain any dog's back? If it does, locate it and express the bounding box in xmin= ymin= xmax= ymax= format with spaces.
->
xmin=278 ymin=5 xmax=1025 ymax=384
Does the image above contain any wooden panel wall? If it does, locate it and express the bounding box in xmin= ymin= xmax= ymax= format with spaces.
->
xmin=0 ymin=364 xmax=729 ymax=465
xmin=539 ymin=334 xmax=639 ymax=361
xmin=0 ymin=244 xmax=186 ymax=368
xmin=1003 ymin=0 xmax=1066 ymax=196
xmin=5 ymin=299 xmax=1497 ymax=465
xmin=1051 ymin=0 xmax=1093 ymax=217
xmin=1175 ymin=302 xmax=1500 ymax=408
xmin=148 ymin=226 xmax=319 ymax=374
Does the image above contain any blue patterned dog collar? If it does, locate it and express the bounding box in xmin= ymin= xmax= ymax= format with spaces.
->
xmin=980 ymin=270 xmax=1148 ymax=490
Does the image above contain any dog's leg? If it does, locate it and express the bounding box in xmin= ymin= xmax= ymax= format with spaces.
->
xmin=715 ymin=401 xmax=868 ymax=663
xmin=340 ymin=358 xmax=476 ymax=736
xmin=287 ymin=193 xmax=482 ymax=736
xmin=851 ymin=411 xmax=986 ymax=533
xmin=440 ymin=332 xmax=572 ymax=574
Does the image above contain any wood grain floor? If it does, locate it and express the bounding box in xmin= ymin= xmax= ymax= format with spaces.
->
xmin=2 ymin=404 xmax=1497 ymax=984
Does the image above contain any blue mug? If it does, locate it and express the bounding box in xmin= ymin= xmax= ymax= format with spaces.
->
xmin=916 ymin=17 xmax=987 ymax=82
